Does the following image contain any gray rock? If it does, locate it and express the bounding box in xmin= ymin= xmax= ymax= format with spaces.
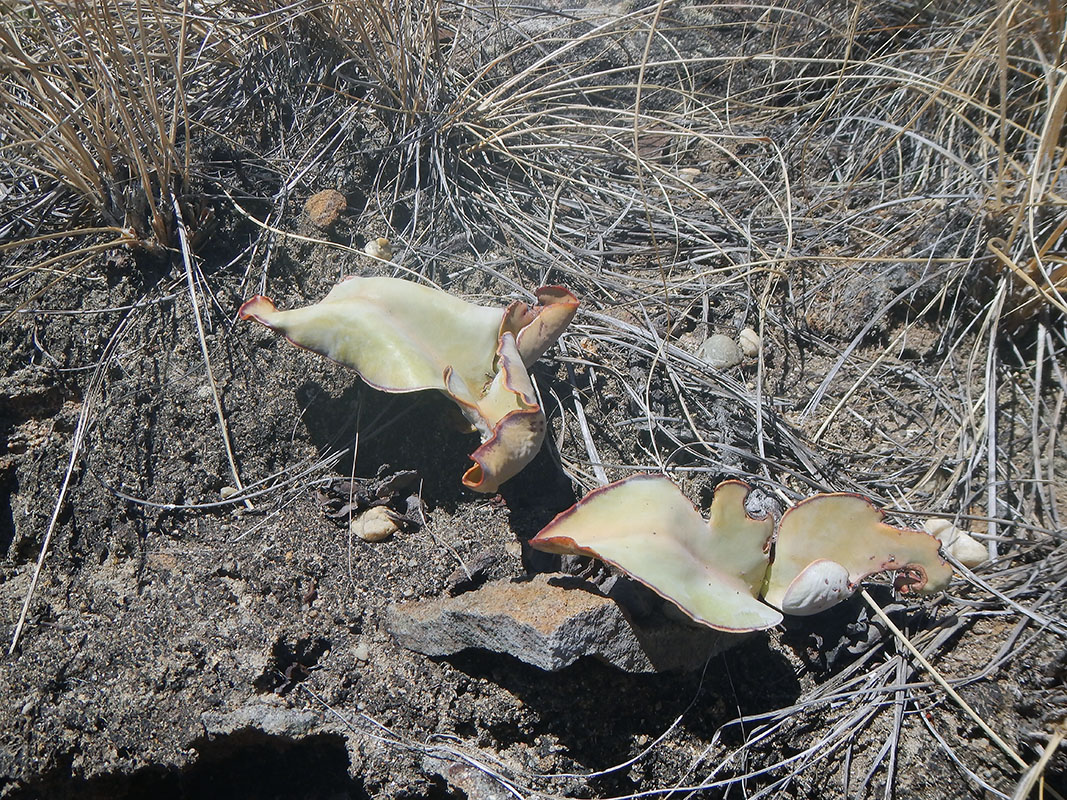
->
xmin=385 ymin=574 xmax=745 ymax=672
xmin=422 ymin=754 xmax=515 ymax=800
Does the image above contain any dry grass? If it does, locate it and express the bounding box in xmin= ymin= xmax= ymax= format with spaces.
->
xmin=0 ymin=0 xmax=202 ymax=246
xmin=2 ymin=0 xmax=1066 ymax=797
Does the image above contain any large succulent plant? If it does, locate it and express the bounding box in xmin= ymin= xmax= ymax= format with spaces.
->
xmin=530 ymin=476 xmax=953 ymax=632
xmin=241 ymin=277 xmax=578 ymax=493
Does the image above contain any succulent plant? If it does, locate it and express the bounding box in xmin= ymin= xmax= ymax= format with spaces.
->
xmin=531 ymin=476 xmax=953 ymax=631
xmin=240 ymin=277 xmax=578 ymax=492
xmin=530 ymin=475 xmax=781 ymax=632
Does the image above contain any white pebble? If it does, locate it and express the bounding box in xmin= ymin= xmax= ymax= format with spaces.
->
xmin=779 ymin=559 xmax=852 ymax=615
xmin=352 ymin=642 xmax=370 ymax=662
xmin=700 ymin=334 xmax=742 ymax=369
xmin=923 ymin=519 xmax=987 ymax=567
xmin=739 ymin=327 xmax=760 ymax=358
xmin=351 ymin=506 xmax=400 ymax=542
xmin=364 ymin=237 xmax=393 ymax=261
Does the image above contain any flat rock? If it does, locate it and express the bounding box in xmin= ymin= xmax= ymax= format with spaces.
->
xmin=385 ymin=574 xmax=744 ymax=672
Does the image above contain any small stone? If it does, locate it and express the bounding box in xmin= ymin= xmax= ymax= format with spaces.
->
xmin=699 ymin=334 xmax=742 ymax=369
xmin=220 ymin=486 xmax=239 ymax=500
xmin=364 ymin=237 xmax=393 ymax=260
xmin=446 ymin=549 xmax=497 ymax=595
xmin=739 ymin=327 xmax=760 ymax=358
xmin=352 ymin=641 xmax=370 ymax=662
xmin=351 ymin=506 xmax=401 ymax=542
xmin=424 ymin=754 xmax=516 ymax=800
xmin=304 ymin=190 xmax=346 ymax=228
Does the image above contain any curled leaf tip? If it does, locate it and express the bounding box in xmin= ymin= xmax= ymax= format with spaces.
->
xmin=459 ymin=331 xmax=546 ymax=493
xmin=239 ymin=295 xmax=278 ymax=324
xmin=504 ymin=285 xmax=580 ymax=367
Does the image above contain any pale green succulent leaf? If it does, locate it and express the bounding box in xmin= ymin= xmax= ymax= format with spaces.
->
xmin=240 ymin=277 xmax=578 ymax=493
xmin=240 ymin=276 xmax=503 ymax=394
xmin=530 ymin=475 xmax=782 ymax=632
xmin=761 ymin=493 xmax=953 ymax=615
xmin=459 ymin=332 xmax=546 ymax=492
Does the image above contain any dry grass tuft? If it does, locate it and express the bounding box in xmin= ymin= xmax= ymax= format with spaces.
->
xmin=0 ymin=0 xmax=202 ymax=250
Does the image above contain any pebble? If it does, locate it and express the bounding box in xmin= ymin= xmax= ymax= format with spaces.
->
xmin=351 ymin=506 xmax=401 ymax=542
xmin=739 ymin=327 xmax=760 ymax=357
xmin=699 ymin=334 xmax=742 ymax=369
xmin=364 ymin=237 xmax=393 ymax=260
xmin=220 ymin=486 xmax=239 ymax=500
xmin=923 ymin=519 xmax=987 ymax=567
xmin=353 ymin=642 xmax=370 ymax=662
xmin=304 ymin=189 xmax=346 ymax=229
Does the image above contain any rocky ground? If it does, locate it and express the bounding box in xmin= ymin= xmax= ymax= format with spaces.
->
xmin=2 ymin=1 xmax=1066 ymax=798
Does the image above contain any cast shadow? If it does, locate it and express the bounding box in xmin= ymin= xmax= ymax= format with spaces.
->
xmin=446 ymin=633 xmax=801 ymax=793
xmin=10 ymin=731 xmax=365 ymax=800
xmin=295 ymin=379 xmax=479 ymax=510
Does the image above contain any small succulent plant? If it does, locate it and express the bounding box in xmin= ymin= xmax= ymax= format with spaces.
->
xmin=530 ymin=475 xmax=953 ymax=632
xmin=240 ymin=277 xmax=578 ymax=493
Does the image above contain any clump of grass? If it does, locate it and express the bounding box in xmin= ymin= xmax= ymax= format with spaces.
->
xmin=988 ymin=1 xmax=1067 ymax=323
xmin=0 ymin=0 xmax=199 ymax=252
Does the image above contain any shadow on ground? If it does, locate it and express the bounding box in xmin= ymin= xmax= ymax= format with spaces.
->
xmin=8 ymin=731 xmax=366 ymax=800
